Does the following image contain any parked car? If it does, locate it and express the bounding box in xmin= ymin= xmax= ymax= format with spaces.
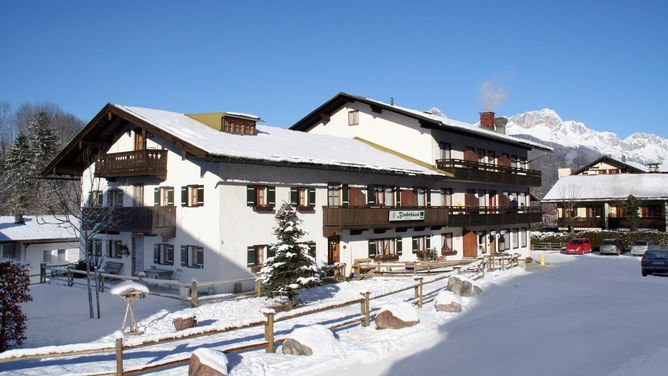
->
xmin=564 ymin=238 xmax=592 ymax=255
xmin=641 ymin=248 xmax=668 ymax=276
xmin=599 ymin=238 xmax=624 ymax=256
xmin=631 ymin=240 xmax=652 ymax=256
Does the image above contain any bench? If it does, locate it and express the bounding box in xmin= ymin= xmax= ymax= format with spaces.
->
xmin=102 ymin=261 xmax=123 ymax=275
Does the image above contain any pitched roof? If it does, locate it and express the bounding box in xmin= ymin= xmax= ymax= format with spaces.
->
xmin=542 ymin=174 xmax=668 ymax=202
xmin=44 ymin=104 xmax=444 ymax=177
xmin=571 ymin=155 xmax=647 ymax=175
xmin=290 ymin=92 xmax=553 ymax=152
xmin=0 ymin=216 xmax=78 ymax=243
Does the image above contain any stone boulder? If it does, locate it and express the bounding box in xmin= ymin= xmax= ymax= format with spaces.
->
xmin=189 ymin=348 xmax=228 ymax=376
xmin=375 ymin=302 xmax=419 ymax=330
xmin=173 ymin=315 xmax=198 ymax=331
xmin=447 ymin=275 xmax=482 ymax=297
xmin=281 ymin=324 xmax=340 ymax=356
xmin=434 ymin=291 xmax=462 ymax=313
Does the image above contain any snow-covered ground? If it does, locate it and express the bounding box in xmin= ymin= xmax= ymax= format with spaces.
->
xmin=2 ymin=252 xmax=667 ymax=376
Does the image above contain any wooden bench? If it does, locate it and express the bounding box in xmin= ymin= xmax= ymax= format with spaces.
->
xmin=102 ymin=261 xmax=123 ymax=275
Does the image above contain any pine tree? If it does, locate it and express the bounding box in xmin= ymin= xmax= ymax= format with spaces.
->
xmin=260 ymin=204 xmax=320 ymax=307
xmin=27 ymin=111 xmax=58 ymax=174
xmin=623 ymin=194 xmax=640 ymax=231
xmin=3 ymin=132 xmax=33 ymax=220
xmin=0 ymin=259 xmax=32 ymax=352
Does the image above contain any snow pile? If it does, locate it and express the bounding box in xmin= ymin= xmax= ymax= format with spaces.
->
xmin=109 ymin=281 xmax=149 ymax=296
xmin=283 ymin=324 xmax=341 ymax=355
xmin=434 ymin=291 xmax=462 ymax=306
xmin=378 ymin=302 xmax=419 ymax=322
xmin=192 ymin=348 xmax=228 ymax=373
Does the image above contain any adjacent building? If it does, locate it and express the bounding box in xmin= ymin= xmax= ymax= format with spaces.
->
xmin=543 ymin=155 xmax=667 ymax=231
xmin=43 ymin=93 xmax=550 ymax=291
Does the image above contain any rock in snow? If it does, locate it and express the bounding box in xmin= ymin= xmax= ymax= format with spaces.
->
xmin=189 ymin=348 xmax=228 ymax=376
xmin=281 ymin=324 xmax=340 ymax=356
xmin=109 ymin=281 xmax=149 ymax=296
xmin=447 ymin=275 xmax=482 ymax=297
xmin=435 ymin=291 xmax=462 ymax=313
xmin=375 ymin=302 xmax=420 ymax=330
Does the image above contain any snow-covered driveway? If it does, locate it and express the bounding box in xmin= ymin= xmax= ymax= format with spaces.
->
xmin=334 ymin=253 xmax=668 ymax=376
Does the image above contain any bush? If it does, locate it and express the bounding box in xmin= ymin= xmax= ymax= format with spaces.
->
xmin=532 ymin=230 xmax=668 ymax=251
xmin=0 ymin=260 xmax=32 ymax=352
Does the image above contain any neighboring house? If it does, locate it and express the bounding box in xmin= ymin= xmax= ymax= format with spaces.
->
xmin=42 ymin=93 xmax=550 ymax=291
xmin=0 ymin=216 xmax=79 ymax=279
xmin=543 ymin=156 xmax=667 ymax=231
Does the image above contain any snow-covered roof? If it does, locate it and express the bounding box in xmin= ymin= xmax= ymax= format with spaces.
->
xmin=0 ymin=216 xmax=78 ymax=242
xmin=542 ymin=174 xmax=668 ymax=202
xmin=115 ymin=105 xmax=442 ymax=176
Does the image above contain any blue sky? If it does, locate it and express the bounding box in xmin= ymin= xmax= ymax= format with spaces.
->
xmin=1 ymin=1 xmax=667 ymax=138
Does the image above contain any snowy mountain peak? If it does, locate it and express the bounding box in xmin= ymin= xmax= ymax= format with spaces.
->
xmin=506 ymin=109 xmax=668 ymax=170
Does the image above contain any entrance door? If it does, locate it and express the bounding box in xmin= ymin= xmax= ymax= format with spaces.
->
xmin=463 ymin=230 xmax=478 ymax=258
xmin=489 ymin=235 xmax=497 ymax=254
xmin=132 ymin=234 xmax=144 ymax=275
xmin=328 ymin=237 xmax=340 ymax=264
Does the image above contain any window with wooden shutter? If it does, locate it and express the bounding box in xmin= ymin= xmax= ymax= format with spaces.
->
xmin=327 ymin=184 xmax=341 ymax=206
xmin=247 ymin=186 xmax=256 ymax=206
xmin=167 ymin=245 xmax=174 ymax=264
xmin=181 ymin=245 xmax=187 ymax=266
xmin=308 ymin=188 xmax=316 ymax=206
xmin=181 ymin=186 xmax=188 ymax=207
xmin=368 ymin=240 xmax=376 ymax=259
xmin=166 ymin=187 xmax=174 ymax=205
xmin=290 ymin=187 xmax=299 ymax=205
xmin=342 ymin=184 xmax=349 ymax=207
xmin=195 ymin=247 xmax=203 ymax=268
xmin=196 ymin=186 xmax=204 ymax=206
xmin=154 ymin=188 xmax=160 ymax=206
xmin=247 ymin=246 xmax=257 ymax=267
xmin=267 ymin=187 xmax=275 ymax=206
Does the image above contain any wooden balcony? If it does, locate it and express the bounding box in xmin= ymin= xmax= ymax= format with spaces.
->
xmin=323 ymin=206 xmax=449 ymax=237
xmin=435 ymin=158 xmax=541 ymax=186
xmin=95 ymin=149 xmax=167 ymax=179
xmin=82 ymin=206 xmax=176 ymax=237
xmin=447 ymin=206 xmax=542 ymax=227
xmin=557 ymin=217 xmax=604 ymax=229
xmin=607 ymin=217 xmax=666 ymax=230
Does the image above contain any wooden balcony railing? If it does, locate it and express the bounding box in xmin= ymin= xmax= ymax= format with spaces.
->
xmin=435 ymin=158 xmax=542 ymax=186
xmin=82 ymin=206 xmax=176 ymax=237
xmin=557 ymin=217 xmax=604 ymax=228
xmin=607 ymin=217 xmax=666 ymax=230
xmin=95 ymin=149 xmax=167 ymax=179
xmin=322 ymin=205 xmax=542 ymax=237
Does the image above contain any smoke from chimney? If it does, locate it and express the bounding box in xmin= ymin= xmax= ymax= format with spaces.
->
xmin=477 ymin=80 xmax=507 ymax=111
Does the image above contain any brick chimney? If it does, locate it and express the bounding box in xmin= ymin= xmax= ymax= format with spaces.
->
xmin=479 ymin=112 xmax=495 ymax=131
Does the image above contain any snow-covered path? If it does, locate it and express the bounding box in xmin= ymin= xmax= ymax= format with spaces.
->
xmin=330 ymin=253 xmax=668 ymax=376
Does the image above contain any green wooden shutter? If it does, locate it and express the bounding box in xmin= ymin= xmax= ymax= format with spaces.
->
xmin=308 ymin=188 xmax=316 ymax=206
xmin=247 ymin=246 xmax=257 ymax=267
xmin=397 ymin=238 xmax=403 ymax=255
xmin=267 ymin=246 xmax=276 ymax=258
xmin=395 ymin=188 xmax=402 ymax=207
xmin=308 ymin=242 xmax=316 ymax=257
xmin=154 ymin=188 xmax=160 ymax=206
xmin=267 ymin=187 xmax=276 ymax=206
xmin=153 ymin=244 xmax=160 ymax=263
xmin=290 ymin=187 xmax=298 ymax=205
xmin=426 ymin=235 xmax=431 ymax=250
xmin=367 ymin=186 xmax=375 ymax=205
xmin=181 ymin=245 xmax=187 ymax=266
xmin=426 ymin=189 xmax=431 ymax=207
xmin=342 ymin=184 xmax=349 ymax=207
xmin=181 ymin=186 xmax=188 ymax=207
xmin=197 ymin=186 xmax=204 ymax=206
xmin=196 ymin=248 xmax=203 ymax=268
xmin=167 ymin=245 xmax=174 ymax=265
xmin=368 ymin=240 xmax=376 ymax=258
xmin=167 ymin=187 xmax=174 ymax=205
xmin=247 ymin=186 xmax=256 ymax=206
xmin=412 ymin=237 xmax=419 ymax=254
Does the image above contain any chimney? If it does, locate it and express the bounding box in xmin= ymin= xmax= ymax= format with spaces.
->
xmin=494 ymin=117 xmax=508 ymax=135
xmin=479 ymin=112 xmax=495 ymax=130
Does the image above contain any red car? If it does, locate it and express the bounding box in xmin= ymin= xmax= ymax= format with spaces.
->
xmin=564 ymin=238 xmax=592 ymax=255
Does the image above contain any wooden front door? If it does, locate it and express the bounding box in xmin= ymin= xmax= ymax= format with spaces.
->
xmin=328 ymin=237 xmax=340 ymax=264
xmin=463 ymin=230 xmax=478 ymax=257
xmin=489 ymin=235 xmax=497 ymax=254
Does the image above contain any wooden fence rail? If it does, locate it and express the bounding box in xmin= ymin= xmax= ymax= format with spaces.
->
xmin=1 ymin=259 xmax=500 ymax=375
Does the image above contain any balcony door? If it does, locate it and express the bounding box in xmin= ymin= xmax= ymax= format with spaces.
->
xmin=131 ymin=234 xmax=144 ymax=275
xmin=328 ymin=236 xmax=340 ymax=264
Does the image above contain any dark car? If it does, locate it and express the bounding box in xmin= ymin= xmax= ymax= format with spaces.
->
xmin=641 ymin=249 xmax=668 ymax=276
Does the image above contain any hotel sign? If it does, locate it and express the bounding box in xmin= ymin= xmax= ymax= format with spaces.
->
xmin=389 ymin=210 xmax=425 ymax=222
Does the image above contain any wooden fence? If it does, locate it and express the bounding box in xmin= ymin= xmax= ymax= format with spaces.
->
xmin=1 ymin=257 xmax=521 ymax=375
xmin=531 ymin=242 xmax=566 ymax=251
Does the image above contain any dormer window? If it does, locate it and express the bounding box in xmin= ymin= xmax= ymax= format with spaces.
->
xmin=222 ymin=116 xmax=256 ymax=135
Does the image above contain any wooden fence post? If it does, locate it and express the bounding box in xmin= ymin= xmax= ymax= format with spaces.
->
xmin=40 ymin=263 xmax=46 ymax=284
xmin=255 ymin=279 xmax=262 ymax=297
xmin=359 ymin=291 xmax=370 ymax=327
xmin=263 ymin=310 xmax=275 ymax=353
xmin=414 ymin=277 xmax=423 ymax=308
xmin=115 ymin=337 xmax=124 ymax=376
xmin=67 ymin=266 xmax=73 ymax=287
xmin=191 ymin=280 xmax=198 ymax=307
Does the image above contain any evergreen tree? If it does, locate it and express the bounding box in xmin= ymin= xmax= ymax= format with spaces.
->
xmin=260 ymin=204 xmax=320 ymax=307
xmin=0 ymin=259 xmax=32 ymax=352
xmin=27 ymin=110 xmax=58 ymax=174
xmin=623 ymin=194 xmax=640 ymax=231
xmin=3 ymin=132 xmax=33 ymax=220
